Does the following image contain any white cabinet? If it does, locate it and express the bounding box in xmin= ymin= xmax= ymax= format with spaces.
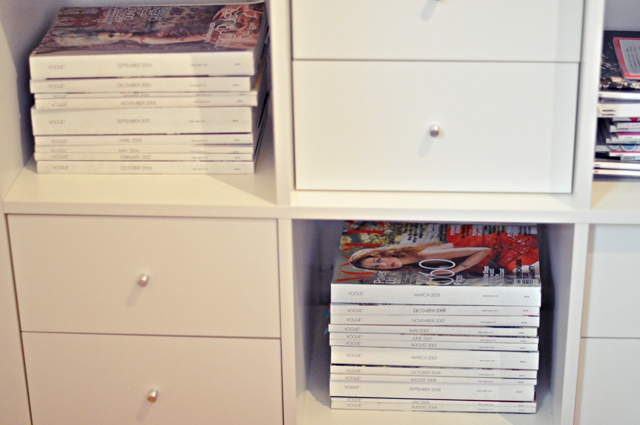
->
xmin=583 ymin=224 xmax=640 ymax=338
xmin=293 ymin=60 xmax=578 ymax=193
xmin=23 ymin=333 xmax=283 ymax=425
xmin=10 ymin=215 xmax=280 ymax=337
xmin=577 ymin=338 xmax=640 ymax=425
xmin=4 ymin=1 xmax=640 ymax=425
xmin=292 ymin=0 xmax=583 ymax=62
xmin=291 ymin=0 xmax=583 ymax=194
xmin=577 ymin=224 xmax=640 ymax=424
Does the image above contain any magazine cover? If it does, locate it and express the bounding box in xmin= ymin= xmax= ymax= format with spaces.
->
xmin=333 ymin=222 xmax=540 ymax=288
xmin=330 ymin=222 xmax=542 ymax=305
xmin=32 ymin=3 xmax=266 ymax=56
xmin=600 ymin=30 xmax=640 ymax=92
xmin=29 ymin=3 xmax=267 ymax=79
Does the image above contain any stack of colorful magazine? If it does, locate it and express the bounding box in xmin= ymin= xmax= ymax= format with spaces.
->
xmin=328 ymin=221 xmax=541 ymax=414
xmin=28 ymin=2 xmax=269 ymax=174
xmin=596 ymin=30 xmax=640 ymax=177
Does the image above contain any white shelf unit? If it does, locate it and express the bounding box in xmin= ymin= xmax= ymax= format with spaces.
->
xmin=1 ymin=0 xmax=639 ymax=425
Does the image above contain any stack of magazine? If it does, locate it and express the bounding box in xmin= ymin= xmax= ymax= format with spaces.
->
xmin=328 ymin=221 xmax=541 ymax=414
xmin=596 ymin=30 xmax=640 ymax=177
xmin=29 ymin=2 xmax=269 ymax=175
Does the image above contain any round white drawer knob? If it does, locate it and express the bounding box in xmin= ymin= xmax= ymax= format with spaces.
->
xmin=147 ymin=388 xmax=159 ymax=403
xmin=138 ymin=273 xmax=150 ymax=287
xmin=429 ymin=124 xmax=441 ymax=138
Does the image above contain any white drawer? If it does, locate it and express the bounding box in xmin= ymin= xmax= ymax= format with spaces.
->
xmin=292 ymin=0 xmax=583 ymax=62
xmin=293 ymin=61 xmax=578 ymax=193
xmin=10 ymin=215 xmax=280 ymax=337
xmin=577 ymin=338 xmax=640 ymax=425
xmin=583 ymin=224 xmax=640 ymax=338
xmin=23 ymin=333 xmax=283 ymax=425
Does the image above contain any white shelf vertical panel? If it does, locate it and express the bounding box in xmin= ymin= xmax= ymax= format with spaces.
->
xmin=574 ymin=0 xmax=606 ymax=210
xmin=545 ymin=224 xmax=590 ymax=425
xmin=268 ymin=0 xmax=294 ymax=205
xmin=0 ymin=11 xmax=38 ymax=425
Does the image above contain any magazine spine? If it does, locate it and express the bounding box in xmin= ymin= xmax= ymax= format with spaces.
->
xmin=35 ymin=133 xmax=257 ymax=146
xmin=330 ymin=284 xmax=541 ymax=307
xmin=35 ymin=95 xmax=258 ymax=109
xmin=593 ymin=169 xmax=640 ymax=177
xmin=330 ymin=374 xmax=537 ymax=385
xmin=36 ymin=160 xmax=255 ymax=174
xmin=608 ymin=133 xmax=640 ymax=142
xmin=329 ymin=314 xmax=540 ymax=327
xmin=332 ymin=396 xmax=536 ymax=407
xmin=329 ymin=381 xmax=535 ymax=401
xmin=611 ymin=122 xmax=640 ymax=130
xmin=327 ymin=324 xmax=538 ymax=337
xmin=329 ymin=304 xmax=539 ymax=316
xmin=29 ymin=50 xmax=258 ymax=80
xmin=329 ymin=338 xmax=538 ymax=352
xmin=30 ymin=76 xmax=254 ymax=94
xmin=35 ymin=144 xmax=253 ymax=154
xmin=31 ymin=106 xmax=255 ymax=135
xmin=598 ymin=102 xmax=640 ymax=117
xmin=329 ymin=333 xmax=539 ymax=344
xmin=330 ymin=400 xmax=536 ymax=413
xmin=330 ymin=346 xmax=539 ymax=370
xmin=329 ymin=365 xmax=538 ymax=379
xmin=594 ymin=160 xmax=640 ymax=171
xmin=34 ymin=152 xmax=252 ymax=161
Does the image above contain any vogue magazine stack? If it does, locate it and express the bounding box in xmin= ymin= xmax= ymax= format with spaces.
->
xmin=29 ymin=2 xmax=269 ymax=174
xmin=595 ymin=30 xmax=640 ymax=177
xmin=329 ymin=221 xmax=542 ymax=414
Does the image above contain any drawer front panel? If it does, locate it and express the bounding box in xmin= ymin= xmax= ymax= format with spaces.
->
xmin=583 ymin=224 xmax=640 ymax=338
xmin=293 ymin=61 xmax=578 ymax=193
xmin=292 ymin=0 xmax=583 ymax=62
xmin=577 ymin=338 xmax=640 ymax=425
xmin=10 ymin=215 xmax=280 ymax=337
xmin=23 ymin=333 xmax=283 ymax=425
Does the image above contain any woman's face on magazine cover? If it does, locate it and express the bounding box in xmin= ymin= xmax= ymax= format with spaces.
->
xmin=360 ymin=256 xmax=403 ymax=270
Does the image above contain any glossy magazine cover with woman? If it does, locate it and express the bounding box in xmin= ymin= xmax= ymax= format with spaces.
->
xmin=331 ymin=221 xmax=542 ymax=306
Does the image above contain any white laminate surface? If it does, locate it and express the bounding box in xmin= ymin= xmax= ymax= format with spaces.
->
xmin=23 ymin=333 xmax=283 ymax=425
xmin=293 ymin=60 xmax=578 ymax=193
xmin=10 ymin=214 xmax=281 ymax=337
xmin=292 ymin=0 xmax=583 ymax=62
